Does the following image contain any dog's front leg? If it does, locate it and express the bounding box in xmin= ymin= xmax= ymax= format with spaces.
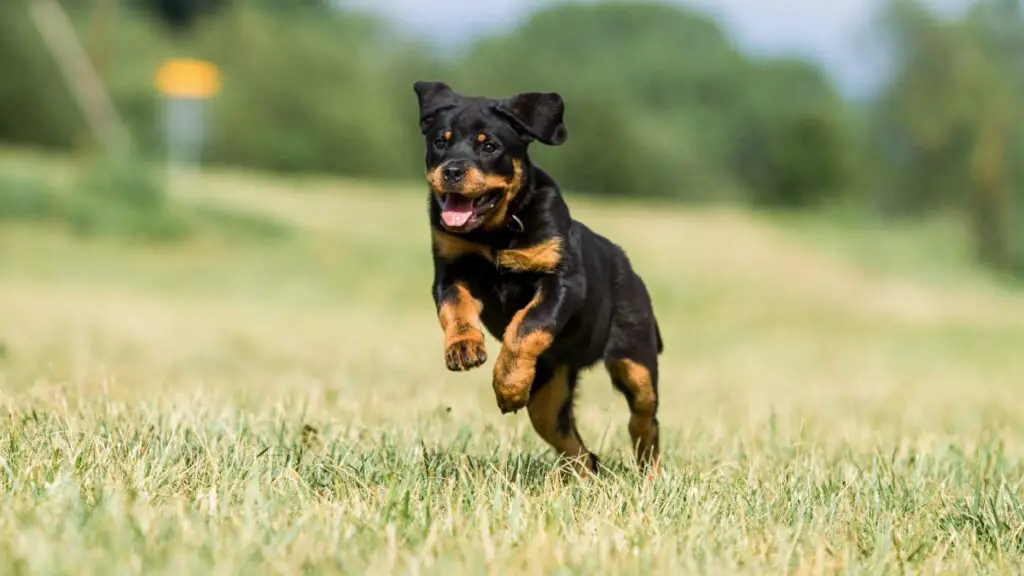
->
xmin=433 ymin=265 xmax=488 ymax=372
xmin=492 ymin=276 xmax=581 ymax=414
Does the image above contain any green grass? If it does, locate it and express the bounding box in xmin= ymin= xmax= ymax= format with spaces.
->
xmin=761 ymin=206 xmax=1002 ymax=290
xmin=1 ymin=151 xmax=1024 ymax=574
xmin=0 ymin=151 xmax=291 ymax=244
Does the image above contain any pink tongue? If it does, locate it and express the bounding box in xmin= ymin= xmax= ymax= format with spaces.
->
xmin=441 ymin=195 xmax=474 ymax=227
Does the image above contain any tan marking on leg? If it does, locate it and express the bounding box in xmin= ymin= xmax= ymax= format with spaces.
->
xmin=607 ymin=358 xmax=660 ymax=471
xmin=492 ymin=292 xmax=553 ymax=413
xmin=528 ymin=365 xmax=594 ymax=476
xmin=437 ymin=281 xmax=487 ymax=371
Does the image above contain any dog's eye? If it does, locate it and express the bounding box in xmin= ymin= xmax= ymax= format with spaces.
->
xmin=481 ymin=141 xmax=498 ymax=154
xmin=433 ymin=129 xmax=453 ymax=149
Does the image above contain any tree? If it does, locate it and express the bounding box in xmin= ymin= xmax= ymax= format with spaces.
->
xmin=871 ymin=0 xmax=1024 ymax=275
xmin=0 ymin=0 xmax=83 ymax=148
xmin=132 ymin=0 xmax=229 ymax=33
xmin=454 ymin=2 xmax=852 ymax=203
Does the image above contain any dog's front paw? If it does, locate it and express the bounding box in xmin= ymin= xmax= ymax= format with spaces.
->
xmin=445 ymin=333 xmax=487 ymax=372
xmin=492 ymin=345 xmax=534 ymax=414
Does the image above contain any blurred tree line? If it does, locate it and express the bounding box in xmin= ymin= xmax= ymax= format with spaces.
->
xmin=869 ymin=0 xmax=1024 ymax=274
xmin=0 ymin=0 xmax=1021 ymax=275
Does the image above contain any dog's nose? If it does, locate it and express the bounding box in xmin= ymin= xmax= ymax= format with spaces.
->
xmin=442 ymin=162 xmax=466 ymax=184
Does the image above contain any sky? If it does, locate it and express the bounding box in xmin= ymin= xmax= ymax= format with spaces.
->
xmin=342 ymin=0 xmax=970 ymax=99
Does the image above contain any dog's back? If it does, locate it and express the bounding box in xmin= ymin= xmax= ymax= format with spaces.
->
xmin=570 ymin=217 xmax=663 ymax=353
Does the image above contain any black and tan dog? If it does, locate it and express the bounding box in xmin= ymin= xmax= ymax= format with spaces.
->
xmin=413 ymin=81 xmax=664 ymax=476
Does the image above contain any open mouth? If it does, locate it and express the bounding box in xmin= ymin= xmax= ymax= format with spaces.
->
xmin=439 ymin=191 xmax=502 ymax=229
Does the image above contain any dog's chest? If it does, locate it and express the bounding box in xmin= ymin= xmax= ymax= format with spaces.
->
xmin=473 ymin=268 xmax=540 ymax=331
xmin=432 ymin=229 xmax=561 ymax=277
xmin=480 ymin=270 xmax=534 ymax=307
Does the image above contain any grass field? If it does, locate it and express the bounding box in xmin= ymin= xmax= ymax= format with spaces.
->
xmin=2 ymin=151 xmax=1024 ymax=574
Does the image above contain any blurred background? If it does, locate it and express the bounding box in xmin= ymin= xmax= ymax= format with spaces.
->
xmin=4 ymin=4 xmax=1024 ymax=570
xmin=4 ymin=5 xmax=1024 ymax=570
xmin=1 ymin=0 xmax=1021 ymax=278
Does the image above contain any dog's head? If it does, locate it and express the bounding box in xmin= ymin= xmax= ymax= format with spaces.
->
xmin=413 ymin=81 xmax=567 ymax=233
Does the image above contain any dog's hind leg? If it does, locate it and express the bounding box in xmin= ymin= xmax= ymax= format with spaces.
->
xmin=604 ymin=325 xmax=661 ymax=473
xmin=526 ymin=361 xmax=598 ymax=477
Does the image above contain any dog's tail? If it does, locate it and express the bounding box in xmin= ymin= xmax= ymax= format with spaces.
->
xmin=655 ymin=319 xmax=664 ymax=355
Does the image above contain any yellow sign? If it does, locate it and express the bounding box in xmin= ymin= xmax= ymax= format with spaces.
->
xmin=155 ymin=58 xmax=222 ymax=99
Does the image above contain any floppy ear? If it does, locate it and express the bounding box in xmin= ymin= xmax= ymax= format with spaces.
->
xmin=495 ymin=92 xmax=568 ymax=146
xmin=413 ymin=80 xmax=459 ymax=133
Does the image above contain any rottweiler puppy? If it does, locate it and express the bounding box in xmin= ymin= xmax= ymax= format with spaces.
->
xmin=413 ymin=81 xmax=664 ymax=476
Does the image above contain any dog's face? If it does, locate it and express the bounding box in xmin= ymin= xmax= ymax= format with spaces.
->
xmin=413 ymin=81 xmax=568 ymax=233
